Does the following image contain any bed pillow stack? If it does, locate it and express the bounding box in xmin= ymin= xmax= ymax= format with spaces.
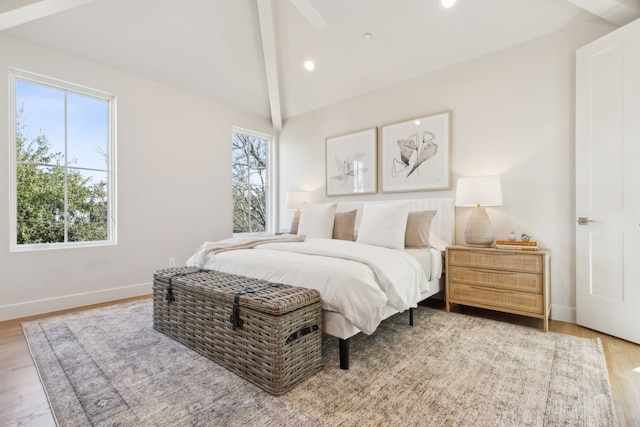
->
xmin=293 ymin=201 xmax=438 ymax=249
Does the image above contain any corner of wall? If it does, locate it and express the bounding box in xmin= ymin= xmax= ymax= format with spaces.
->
xmin=550 ymin=303 xmax=576 ymax=324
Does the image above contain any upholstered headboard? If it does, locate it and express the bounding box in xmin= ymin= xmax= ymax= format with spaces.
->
xmin=335 ymin=198 xmax=455 ymax=246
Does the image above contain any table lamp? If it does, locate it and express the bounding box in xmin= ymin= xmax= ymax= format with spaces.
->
xmin=455 ymin=176 xmax=503 ymax=247
xmin=285 ymin=191 xmax=309 ymax=234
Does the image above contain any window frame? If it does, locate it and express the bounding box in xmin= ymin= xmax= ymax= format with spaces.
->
xmin=231 ymin=126 xmax=276 ymax=235
xmin=9 ymin=68 xmax=117 ymax=252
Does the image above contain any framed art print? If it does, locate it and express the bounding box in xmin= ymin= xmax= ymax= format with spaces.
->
xmin=380 ymin=111 xmax=451 ymax=193
xmin=326 ymin=128 xmax=377 ymax=196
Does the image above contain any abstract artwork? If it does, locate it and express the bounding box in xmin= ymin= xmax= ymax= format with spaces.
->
xmin=381 ymin=111 xmax=451 ymax=193
xmin=326 ymin=128 xmax=377 ymax=196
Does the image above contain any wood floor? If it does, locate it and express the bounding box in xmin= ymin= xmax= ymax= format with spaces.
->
xmin=1 ymin=297 xmax=638 ymax=427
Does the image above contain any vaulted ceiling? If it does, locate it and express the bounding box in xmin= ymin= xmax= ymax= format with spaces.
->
xmin=2 ymin=0 xmax=639 ymax=129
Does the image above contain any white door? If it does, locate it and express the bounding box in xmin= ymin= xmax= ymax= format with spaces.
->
xmin=575 ymin=19 xmax=640 ymax=345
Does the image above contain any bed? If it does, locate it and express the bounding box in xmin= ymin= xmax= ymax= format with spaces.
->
xmin=187 ymin=198 xmax=454 ymax=369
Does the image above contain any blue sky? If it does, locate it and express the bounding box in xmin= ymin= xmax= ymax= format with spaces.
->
xmin=16 ymin=79 xmax=109 ymax=173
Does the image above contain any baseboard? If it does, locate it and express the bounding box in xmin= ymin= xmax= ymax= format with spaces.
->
xmin=2 ymin=286 xmax=580 ymax=324
xmin=550 ymin=303 xmax=576 ymax=323
xmin=0 ymin=282 xmax=152 ymax=322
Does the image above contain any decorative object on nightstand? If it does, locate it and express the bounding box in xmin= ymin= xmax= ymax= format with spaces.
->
xmin=455 ymin=176 xmax=503 ymax=247
xmin=285 ymin=191 xmax=310 ymax=234
xmin=508 ymin=231 xmax=517 ymax=241
xmin=495 ymin=239 xmax=540 ymax=251
xmin=445 ymin=245 xmax=551 ymax=331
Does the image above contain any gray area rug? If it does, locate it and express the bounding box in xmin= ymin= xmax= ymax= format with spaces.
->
xmin=23 ymin=300 xmax=617 ymax=426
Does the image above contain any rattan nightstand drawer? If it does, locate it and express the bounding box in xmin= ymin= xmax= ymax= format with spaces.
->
xmin=448 ymin=248 xmax=543 ymax=274
xmin=448 ymin=266 xmax=542 ymax=293
xmin=449 ymin=283 xmax=544 ymax=315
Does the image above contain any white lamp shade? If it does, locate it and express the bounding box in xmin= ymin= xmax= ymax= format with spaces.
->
xmin=285 ymin=191 xmax=310 ymax=210
xmin=455 ymin=176 xmax=503 ymax=207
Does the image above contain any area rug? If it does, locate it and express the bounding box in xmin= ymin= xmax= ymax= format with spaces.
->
xmin=22 ymin=300 xmax=617 ymax=426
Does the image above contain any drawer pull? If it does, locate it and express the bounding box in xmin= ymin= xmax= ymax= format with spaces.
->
xmin=469 ymin=268 xmax=516 ymax=275
xmin=479 ymin=287 xmax=517 ymax=295
xmin=467 ymin=250 xmax=514 ymax=255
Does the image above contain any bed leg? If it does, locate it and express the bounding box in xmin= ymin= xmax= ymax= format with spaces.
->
xmin=409 ymin=307 xmax=414 ymax=326
xmin=339 ymin=338 xmax=350 ymax=370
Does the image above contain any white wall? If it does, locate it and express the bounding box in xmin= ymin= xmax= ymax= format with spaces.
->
xmin=278 ymin=20 xmax=616 ymax=323
xmin=0 ymin=34 xmax=275 ymax=321
xmin=1 ymin=19 xmax=618 ymax=323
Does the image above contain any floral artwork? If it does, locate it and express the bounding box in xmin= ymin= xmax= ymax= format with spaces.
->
xmin=326 ymin=128 xmax=377 ymax=196
xmin=393 ymin=130 xmax=439 ymax=178
xmin=381 ymin=111 xmax=451 ymax=192
xmin=330 ymin=152 xmax=368 ymax=185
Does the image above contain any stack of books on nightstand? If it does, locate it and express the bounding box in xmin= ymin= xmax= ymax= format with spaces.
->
xmin=495 ymin=240 xmax=540 ymax=251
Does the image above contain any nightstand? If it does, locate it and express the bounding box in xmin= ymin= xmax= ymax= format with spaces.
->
xmin=445 ymin=245 xmax=551 ymax=331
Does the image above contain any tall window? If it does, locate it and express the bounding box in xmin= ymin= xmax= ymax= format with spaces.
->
xmin=232 ymin=128 xmax=274 ymax=233
xmin=9 ymin=69 xmax=116 ymax=251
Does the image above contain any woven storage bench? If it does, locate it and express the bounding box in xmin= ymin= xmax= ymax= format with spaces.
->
xmin=153 ymin=267 xmax=322 ymax=395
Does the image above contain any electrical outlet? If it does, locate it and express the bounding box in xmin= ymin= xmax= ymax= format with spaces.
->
xmin=169 ymin=258 xmax=175 ymax=267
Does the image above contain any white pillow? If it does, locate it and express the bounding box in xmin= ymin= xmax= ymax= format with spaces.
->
xmin=356 ymin=202 xmax=410 ymax=249
xmin=297 ymin=203 xmax=338 ymax=238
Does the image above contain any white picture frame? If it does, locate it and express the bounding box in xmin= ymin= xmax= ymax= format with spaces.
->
xmin=380 ymin=111 xmax=451 ymax=193
xmin=326 ymin=128 xmax=377 ymax=196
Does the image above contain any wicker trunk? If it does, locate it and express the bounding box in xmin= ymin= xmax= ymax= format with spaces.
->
xmin=153 ymin=267 xmax=322 ymax=395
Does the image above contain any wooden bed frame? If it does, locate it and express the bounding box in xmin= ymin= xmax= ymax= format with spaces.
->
xmin=327 ymin=198 xmax=455 ymax=369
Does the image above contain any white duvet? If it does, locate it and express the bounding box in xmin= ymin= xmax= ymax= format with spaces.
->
xmin=186 ymin=237 xmax=428 ymax=335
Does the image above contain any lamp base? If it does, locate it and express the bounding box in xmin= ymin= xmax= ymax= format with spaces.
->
xmin=463 ymin=206 xmax=495 ymax=247
xmin=289 ymin=209 xmax=301 ymax=234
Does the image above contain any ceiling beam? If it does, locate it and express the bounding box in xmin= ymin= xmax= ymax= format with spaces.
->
xmin=565 ymin=0 xmax=640 ymax=26
xmin=256 ymin=0 xmax=282 ymax=130
xmin=289 ymin=0 xmax=328 ymax=31
xmin=0 ymin=0 xmax=96 ymax=31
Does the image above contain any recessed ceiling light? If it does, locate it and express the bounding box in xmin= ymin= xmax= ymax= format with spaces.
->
xmin=441 ymin=0 xmax=456 ymax=8
xmin=414 ymin=120 xmax=421 ymax=126
xmin=363 ymin=33 xmax=373 ymax=41
xmin=304 ymin=60 xmax=315 ymax=71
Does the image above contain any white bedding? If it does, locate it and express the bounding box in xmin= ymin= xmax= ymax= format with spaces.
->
xmin=404 ymin=247 xmax=442 ymax=287
xmin=186 ymin=237 xmax=433 ymax=335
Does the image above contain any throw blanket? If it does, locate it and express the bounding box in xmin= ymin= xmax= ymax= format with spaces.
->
xmin=189 ymin=234 xmax=305 ymax=267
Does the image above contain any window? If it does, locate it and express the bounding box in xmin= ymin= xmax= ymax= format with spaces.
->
xmin=232 ymin=128 xmax=274 ymax=234
xmin=9 ymin=69 xmax=116 ymax=251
